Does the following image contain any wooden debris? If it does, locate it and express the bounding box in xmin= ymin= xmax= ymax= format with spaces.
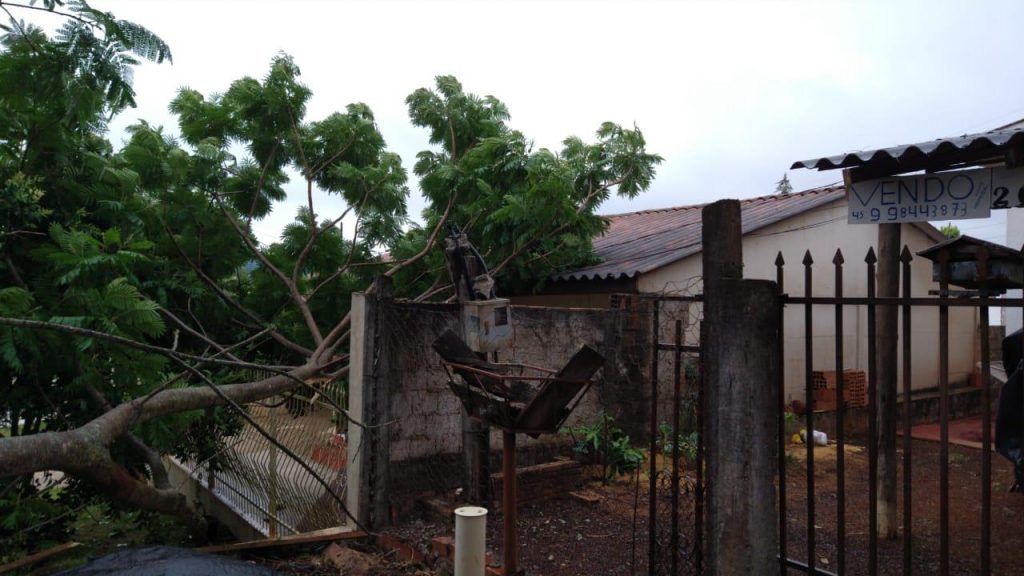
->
xmin=196 ymin=527 xmax=366 ymax=554
xmin=569 ymin=490 xmax=603 ymax=504
xmin=0 ymin=542 xmax=81 ymax=574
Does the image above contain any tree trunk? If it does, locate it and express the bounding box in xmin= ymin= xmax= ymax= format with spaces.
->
xmin=876 ymin=223 xmax=900 ymax=539
xmin=0 ymin=359 xmax=321 ymax=535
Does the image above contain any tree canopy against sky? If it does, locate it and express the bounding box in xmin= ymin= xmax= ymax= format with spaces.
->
xmin=0 ymin=0 xmax=662 ymax=552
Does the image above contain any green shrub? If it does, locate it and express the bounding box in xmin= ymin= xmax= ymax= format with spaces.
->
xmin=658 ymin=423 xmax=699 ymax=462
xmin=563 ymin=412 xmax=645 ymax=480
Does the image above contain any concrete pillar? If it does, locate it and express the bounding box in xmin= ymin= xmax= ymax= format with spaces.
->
xmin=702 ymin=200 xmax=780 ymax=575
xmin=346 ymin=276 xmax=393 ymax=529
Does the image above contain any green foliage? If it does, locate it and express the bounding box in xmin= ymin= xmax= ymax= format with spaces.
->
xmin=0 ymin=477 xmax=81 ymax=563
xmin=563 ymin=412 xmax=645 ymax=480
xmin=939 ymin=222 xmax=961 ymax=239
xmin=392 ymin=75 xmax=662 ymax=297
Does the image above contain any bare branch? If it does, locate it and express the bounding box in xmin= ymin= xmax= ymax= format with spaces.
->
xmin=247 ymin=140 xmax=279 ymax=222
xmin=160 ymin=217 xmax=312 ymax=357
xmin=415 ymin=282 xmax=453 ymax=303
xmin=0 ymin=4 xmax=39 ymax=52
xmin=0 ymin=316 xmax=296 ymax=373
xmin=210 ymin=197 xmax=324 ymax=345
xmin=0 ymin=1 xmax=97 ymax=29
xmin=2 ymin=252 xmax=28 ymax=290
xmin=309 ymin=133 xmax=358 ymax=180
xmin=384 ymin=193 xmax=457 ymax=279
xmin=156 ymin=303 xmax=242 ymax=363
xmin=292 ymin=183 xmax=366 ymax=292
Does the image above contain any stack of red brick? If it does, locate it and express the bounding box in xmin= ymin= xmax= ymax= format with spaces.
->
xmin=490 ymin=458 xmax=583 ymax=511
xmin=812 ymin=369 xmax=867 ymax=412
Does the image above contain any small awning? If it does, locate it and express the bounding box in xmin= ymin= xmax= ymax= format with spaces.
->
xmin=791 ymin=127 xmax=1024 ymax=172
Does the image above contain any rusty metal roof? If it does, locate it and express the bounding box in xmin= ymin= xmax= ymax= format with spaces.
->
xmin=790 ymin=127 xmax=1024 ymax=171
xmin=554 ymin=186 xmax=847 ymax=282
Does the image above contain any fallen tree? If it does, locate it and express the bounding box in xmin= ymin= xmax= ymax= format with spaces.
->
xmin=0 ymin=1 xmax=662 ymax=549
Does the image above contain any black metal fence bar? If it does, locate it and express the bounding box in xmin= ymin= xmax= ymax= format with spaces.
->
xmin=671 ymin=319 xmax=682 ymax=576
xmin=776 ymin=244 xmax=1012 ymax=576
xmin=978 ymin=247 xmax=992 ymax=576
xmin=803 ymin=251 xmax=817 ymax=573
xmin=900 ymin=247 xmax=913 ymax=576
xmin=833 ymin=250 xmax=847 ymax=576
xmin=649 ymin=300 xmax=660 ymax=573
xmin=938 ymin=249 xmax=950 ymax=576
xmin=866 ymin=248 xmax=879 ymax=576
xmin=776 ymin=253 xmax=788 ymax=575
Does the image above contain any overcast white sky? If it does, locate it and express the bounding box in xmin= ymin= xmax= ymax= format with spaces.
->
xmin=42 ymin=0 xmax=1024 ymax=244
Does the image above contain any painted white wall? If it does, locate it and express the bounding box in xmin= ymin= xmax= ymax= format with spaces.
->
xmin=1004 ymin=207 xmax=1024 ymax=334
xmin=639 ymin=199 xmax=978 ymax=402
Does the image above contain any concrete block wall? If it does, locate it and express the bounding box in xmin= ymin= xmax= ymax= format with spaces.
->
xmin=374 ymin=298 xmax=659 ymax=504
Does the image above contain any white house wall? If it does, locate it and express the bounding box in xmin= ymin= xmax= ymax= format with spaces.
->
xmin=1006 ymin=207 xmax=1023 ymax=334
xmin=638 ymin=199 xmax=978 ymax=403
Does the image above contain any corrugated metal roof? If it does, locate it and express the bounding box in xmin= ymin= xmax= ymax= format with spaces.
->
xmin=790 ymin=127 xmax=1024 ymax=171
xmin=554 ymin=186 xmax=846 ymax=281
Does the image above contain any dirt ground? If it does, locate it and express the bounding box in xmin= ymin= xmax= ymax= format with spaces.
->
xmin=784 ymin=439 xmax=1024 ymax=576
xmin=382 ymin=439 xmax=1023 ymax=576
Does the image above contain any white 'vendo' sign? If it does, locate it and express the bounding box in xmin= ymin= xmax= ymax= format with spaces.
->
xmin=846 ymin=166 xmax=1024 ymax=224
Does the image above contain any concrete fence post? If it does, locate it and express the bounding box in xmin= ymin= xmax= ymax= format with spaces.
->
xmin=702 ymin=200 xmax=780 ymax=575
xmin=346 ymin=275 xmax=393 ymax=529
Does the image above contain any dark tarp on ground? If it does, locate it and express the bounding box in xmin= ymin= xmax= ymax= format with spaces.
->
xmin=55 ymin=546 xmax=280 ymax=576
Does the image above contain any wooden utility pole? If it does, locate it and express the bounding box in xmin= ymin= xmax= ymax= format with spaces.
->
xmin=844 ymin=167 xmax=899 ymax=540
xmin=876 ymin=222 xmax=900 ymax=539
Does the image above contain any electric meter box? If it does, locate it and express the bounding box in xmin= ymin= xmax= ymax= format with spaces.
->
xmin=462 ymin=298 xmax=512 ymax=353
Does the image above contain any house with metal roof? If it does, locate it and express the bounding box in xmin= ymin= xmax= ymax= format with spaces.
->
xmin=514 ymin=186 xmax=981 ymax=403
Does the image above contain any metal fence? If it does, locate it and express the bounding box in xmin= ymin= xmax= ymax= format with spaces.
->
xmin=176 ymin=376 xmax=352 ymax=537
xmin=777 ymin=244 xmax=1024 ymax=576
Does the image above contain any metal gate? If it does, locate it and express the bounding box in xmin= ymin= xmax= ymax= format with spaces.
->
xmin=646 ymin=294 xmax=704 ymax=576
xmin=776 ymin=243 xmax=1024 ymax=576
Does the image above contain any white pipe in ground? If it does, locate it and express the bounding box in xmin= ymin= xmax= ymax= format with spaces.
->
xmin=454 ymin=506 xmax=488 ymax=576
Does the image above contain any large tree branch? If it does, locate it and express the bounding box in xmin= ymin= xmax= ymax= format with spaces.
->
xmin=83 ymin=451 xmax=205 ymax=535
xmin=0 ymin=362 xmax=321 ymax=478
xmin=83 ymin=381 xmax=171 ymax=490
